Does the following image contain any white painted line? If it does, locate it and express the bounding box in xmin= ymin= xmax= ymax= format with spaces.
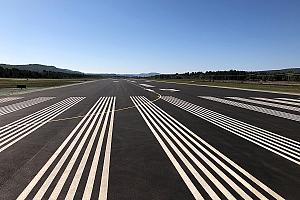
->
xmin=0 ymin=97 xmax=55 ymax=116
xmin=136 ymin=97 xmax=237 ymax=199
xmin=227 ymin=97 xmax=300 ymax=112
xmin=37 ymin=98 xmax=110 ymax=200
xmin=133 ymin=96 xmax=283 ymax=199
xmin=139 ymin=84 xmax=155 ymax=88
xmin=0 ymin=97 xmax=85 ymax=152
xmin=163 ymin=96 xmax=300 ymax=166
xmin=0 ymin=98 xmax=72 ymax=134
xmin=17 ymin=97 xmax=105 ymax=200
xmin=131 ymin=96 xmax=204 ymax=200
xmin=171 ymin=97 xmax=300 ymax=158
xmin=0 ymin=97 xmax=23 ymax=104
xmin=17 ymin=96 xmax=116 ymax=200
xmin=50 ymin=98 xmax=111 ymax=199
xmin=200 ymin=96 xmax=300 ymax=122
xmin=99 ymin=97 xmax=116 ymax=200
xmin=276 ymin=97 xmax=300 ymax=103
xmin=145 ymin=89 xmax=155 ymax=93
xmin=82 ymin=98 xmax=114 ymax=200
xmin=253 ymin=97 xmax=300 ymax=107
xmin=156 ymin=97 xmax=283 ymax=199
xmin=159 ymin=88 xmax=180 ymax=92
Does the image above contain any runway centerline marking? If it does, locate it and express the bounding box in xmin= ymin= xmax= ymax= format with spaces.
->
xmin=48 ymin=80 xmax=162 ymax=123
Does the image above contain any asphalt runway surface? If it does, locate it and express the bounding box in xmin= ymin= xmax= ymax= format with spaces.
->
xmin=0 ymin=79 xmax=299 ymax=200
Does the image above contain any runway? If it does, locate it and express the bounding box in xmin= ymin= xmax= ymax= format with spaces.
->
xmin=0 ymin=79 xmax=299 ymax=199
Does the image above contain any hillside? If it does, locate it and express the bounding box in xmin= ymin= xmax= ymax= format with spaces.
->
xmin=0 ymin=64 xmax=83 ymax=75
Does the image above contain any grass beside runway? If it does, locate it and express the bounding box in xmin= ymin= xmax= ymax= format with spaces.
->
xmin=152 ymin=79 xmax=300 ymax=94
xmin=0 ymin=78 xmax=97 ymax=96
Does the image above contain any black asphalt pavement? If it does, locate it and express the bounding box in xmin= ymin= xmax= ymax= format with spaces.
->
xmin=0 ymin=79 xmax=299 ymax=200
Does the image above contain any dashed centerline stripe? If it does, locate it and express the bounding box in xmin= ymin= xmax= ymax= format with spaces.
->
xmin=0 ymin=97 xmax=55 ymax=116
xmin=162 ymin=96 xmax=300 ymax=166
xmin=0 ymin=97 xmax=85 ymax=152
xmin=199 ymin=96 xmax=300 ymax=122
xmin=17 ymin=96 xmax=116 ymax=200
xmin=0 ymin=97 xmax=23 ymax=104
xmin=131 ymin=96 xmax=283 ymax=200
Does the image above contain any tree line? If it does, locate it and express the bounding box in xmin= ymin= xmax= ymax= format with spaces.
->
xmin=0 ymin=66 xmax=86 ymax=79
xmin=153 ymin=70 xmax=300 ymax=82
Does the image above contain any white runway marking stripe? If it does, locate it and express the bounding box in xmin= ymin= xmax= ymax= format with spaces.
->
xmin=17 ymin=97 xmax=116 ymax=200
xmin=140 ymin=83 xmax=155 ymax=88
xmin=227 ymin=97 xmax=300 ymax=112
xmin=162 ymin=96 xmax=300 ymax=166
xmin=0 ymin=97 xmax=85 ymax=152
xmin=0 ymin=97 xmax=23 ymax=104
xmin=131 ymin=96 xmax=284 ymax=200
xmin=159 ymin=88 xmax=180 ymax=92
xmin=200 ymin=96 xmax=300 ymax=122
xmin=145 ymin=88 xmax=155 ymax=93
xmin=0 ymin=97 xmax=55 ymax=116
xmin=253 ymin=97 xmax=300 ymax=107
xmin=276 ymin=97 xmax=300 ymax=103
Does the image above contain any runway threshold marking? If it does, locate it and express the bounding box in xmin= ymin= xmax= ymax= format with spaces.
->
xmin=227 ymin=97 xmax=300 ymax=112
xmin=131 ymin=96 xmax=283 ymax=200
xmin=200 ymin=96 xmax=300 ymax=122
xmin=0 ymin=97 xmax=55 ymax=116
xmin=253 ymin=97 xmax=300 ymax=107
xmin=162 ymin=96 xmax=300 ymax=166
xmin=0 ymin=97 xmax=85 ymax=152
xmin=0 ymin=97 xmax=24 ymax=104
xmin=48 ymin=89 xmax=160 ymax=124
xmin=17 ymin=97 xmax=115 ymax=200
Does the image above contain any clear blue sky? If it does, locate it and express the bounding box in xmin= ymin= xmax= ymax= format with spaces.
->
xmin=0 ymin=0 xmax=300 ymax=74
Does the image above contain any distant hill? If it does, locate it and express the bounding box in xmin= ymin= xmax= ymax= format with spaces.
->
xmin=0 ymin=64 xmax=159 ymax=77
xmin=0 ymin=64 xmax=83 ymax=75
